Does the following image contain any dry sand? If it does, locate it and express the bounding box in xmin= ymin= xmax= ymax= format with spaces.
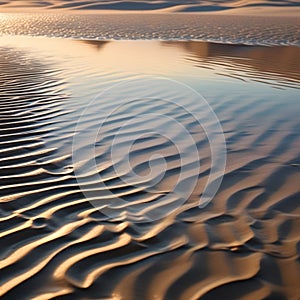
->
xmin=0 ymin=0 xmax=300 ymax=15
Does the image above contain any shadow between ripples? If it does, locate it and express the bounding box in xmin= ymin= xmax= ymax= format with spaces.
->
xmin=0 ymin=38 xmax=299 ymax=299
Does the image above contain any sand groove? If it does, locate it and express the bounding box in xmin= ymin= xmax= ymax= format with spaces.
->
xmin=0 ymin=40 xmax=299 ymax=299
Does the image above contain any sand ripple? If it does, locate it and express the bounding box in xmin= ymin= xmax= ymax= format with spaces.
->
xmin=0 ymin=40 xmax=299 ymax=299
xmin=0 ymin=0 xmax=300 ymax=13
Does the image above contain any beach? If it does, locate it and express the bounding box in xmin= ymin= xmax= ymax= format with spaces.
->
xmin=0 ymin=4 xmax=300 ymax=300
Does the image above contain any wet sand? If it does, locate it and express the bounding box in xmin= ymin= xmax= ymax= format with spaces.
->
xmin=0 ymin=13 xmax=299 ymax=46
xmin=0 ymin=37 xmax=299 ymax=299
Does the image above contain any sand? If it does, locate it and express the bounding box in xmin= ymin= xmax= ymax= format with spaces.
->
xmin=0 ymin=13 xmax=299 ymax=46
xmin=0 ymin=35 xmax=299 ymax=299
xmin=0 ymin=0 xmax=300 ymax=15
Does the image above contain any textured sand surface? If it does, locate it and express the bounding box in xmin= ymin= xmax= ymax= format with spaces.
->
xmin=0 ymin=13 xmax=299 ymax=46
xmin=0 ymin=0 xmax=300 ymax=14
xmin=0 ymin=36 xmax=299 ymax=299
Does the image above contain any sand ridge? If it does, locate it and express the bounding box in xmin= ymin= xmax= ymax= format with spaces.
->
xmin=0 ymin=0 xmax=300 ymax=15
xmin=0 ymin=37 xmax=299 ymax=299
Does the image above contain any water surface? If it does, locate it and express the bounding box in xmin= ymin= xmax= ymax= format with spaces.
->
xmin=0 ymin=36 xmax=300 ymax=299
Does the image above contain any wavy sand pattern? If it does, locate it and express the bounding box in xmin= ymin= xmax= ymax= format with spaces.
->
xmin=0 ymin=0 xmax=300 ymax=14
xmin=0 ymin=37 xmax=300 ymax=299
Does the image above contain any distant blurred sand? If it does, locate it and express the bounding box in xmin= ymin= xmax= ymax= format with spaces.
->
xmin=0 ymin=0 xmax=299 ymax=15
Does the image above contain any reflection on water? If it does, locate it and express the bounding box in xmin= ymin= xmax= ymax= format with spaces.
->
xmin=162 ymin=41 xmax=300 ymax=89
xmin=81 ymin=40 xmax=110 ymax=51
xmin=79 ymin=39 xmax=300 ymax=89
xmin=0 ymin=36 xmax=299 ymax=90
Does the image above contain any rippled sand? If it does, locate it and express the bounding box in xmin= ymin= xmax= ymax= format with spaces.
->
xmin=0 ymin=0 xmax=300 ymax=14
xmin=0 ymin=36 xmax=300 ymax=299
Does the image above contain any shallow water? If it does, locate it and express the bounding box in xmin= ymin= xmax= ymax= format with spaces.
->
xmin=0 ymin=36 xmax=300 ymax=299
